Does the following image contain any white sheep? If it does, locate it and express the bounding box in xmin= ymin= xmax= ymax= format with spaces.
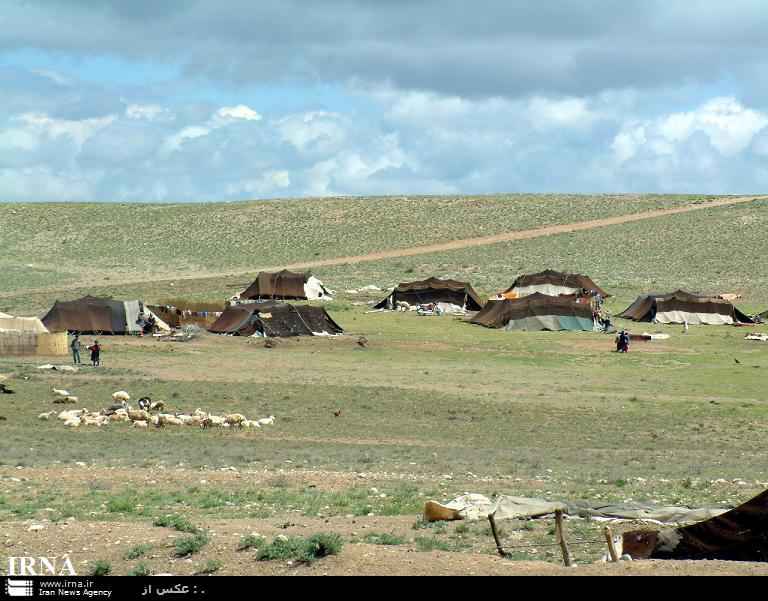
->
xmin=52 ymin=388 xmax=71 ymax=398
xmin=132 ymin=420 xmax=148 ymax=429
xmin=257 ymin=416 xmax=276 ymax=426
xmin=64 ymin=417 xmax=81 ymax=428
xmin=112 ymin=391 xmax=131 ymax=403
xmin=242 ymin=420 xmax=261 ymax=429
xmin=38 ymin=411 xmax=55 ymax=420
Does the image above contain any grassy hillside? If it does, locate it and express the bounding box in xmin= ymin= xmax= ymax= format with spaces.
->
xmin=0 ymin=194 xmax=708 ymax=297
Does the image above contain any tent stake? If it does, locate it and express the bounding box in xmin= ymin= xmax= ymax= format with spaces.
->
xmin=603 ymin=526 xmax=620 ymax=562
xmin=555 ymin=509 xmax=572 ymax=567
xmin=487 ymin=512 xmax=508 ymax=558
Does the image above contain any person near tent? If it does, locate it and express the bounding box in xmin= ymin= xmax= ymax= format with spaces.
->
xmin=88 ymin=340 xmax=101 ymax=367
xmin=616 ymin=330 xmax=630 ymax=353
xmin=70 ymin=333 xmax=82 ymax=365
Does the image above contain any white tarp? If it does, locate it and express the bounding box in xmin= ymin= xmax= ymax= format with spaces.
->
xmin=512 ymin=284 xmax=582 ymax=298
xmin=654 ymin=310 xmax=733 ymax=325
xmin=304 ymin=276 xmax=333 ymax=301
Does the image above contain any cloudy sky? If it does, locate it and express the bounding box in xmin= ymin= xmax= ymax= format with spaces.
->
xmin=2 ymin=0 xmax=768 ymax=202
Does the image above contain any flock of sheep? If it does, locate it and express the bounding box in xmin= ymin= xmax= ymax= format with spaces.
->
xmin=39 ymin=389 xmax=276 ymax=431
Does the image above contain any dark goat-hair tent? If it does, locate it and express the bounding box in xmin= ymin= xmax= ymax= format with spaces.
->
xmin=209 ymin=302 xmax=343 ymax=337
xmin=619 ymin=290 xmax=754 ymax=325
xmin=240 ymin=270 xmax=331 ymax=301
xmin=469 ymin=293 xmax=595 ymax=331
xmin=623 ymin=488 xmax=768 ymax=562
xmin=503 ymin=270 xmax=610 ymax=298
xmin=374 ymin=278 xmax=484 ymax=311
xmin=41 ymin=296 xmax=168 ymax=334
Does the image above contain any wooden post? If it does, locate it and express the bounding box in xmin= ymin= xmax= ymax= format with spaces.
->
xmin=554 ymin=509 xmax=572 ymax=567
xmin=603 ymin=526 xmax=620 ymax=562
xmin=488 ymin=512 xmax=508 ymax=558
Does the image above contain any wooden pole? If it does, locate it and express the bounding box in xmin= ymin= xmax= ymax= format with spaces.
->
xmin=488 ymin=512 xmax=508 ymax=558
xmin=554 ymin=509 xmax=572 ymax=567
xmin=603 ymin=526 xmax=620 ymax=562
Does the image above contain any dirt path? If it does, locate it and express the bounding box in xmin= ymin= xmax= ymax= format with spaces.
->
xmin=2 ymin=195 xmax=764 ymax=298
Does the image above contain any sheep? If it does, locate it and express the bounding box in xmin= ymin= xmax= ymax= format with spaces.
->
xmin=176 ymin=414 xmax=198 ymax=426
xmin=242 ymin=420 xmax=261 ymax=429
xmin=52 ymin=388 xmax=71 ymax=398
xmin=64 ymin=417 xmax=81 ymax=428
xmin=38 ymin=411 xmax=55 ymax=420
xmin=132 ymin=420 xmax=148 ymax=429
xmin=109 ymin=412 xmax=129 ymax=423
xmin=199 ymin=416 xmax=213 ymax=429
xmin=149 ymin=401 xmax=165 ymax=412
xmin=164 ymin=416 xmax=183 ymax=426
xmin=207 ymin=415 xmax=226 ymax=427
xmin=257 ymin=416 xmax=276 ymax=426
xmin=127 ymin=409 xmax=150 ymax=422
xmin=112 ymin=391 xmax=130 ymax=403
xmin=53 ymin=396 xmax=78 ymax=405
xmin=224 ymin=413 xmax=247 ymax=428
xmin=57 ymin=409 xmax=86 ymax=421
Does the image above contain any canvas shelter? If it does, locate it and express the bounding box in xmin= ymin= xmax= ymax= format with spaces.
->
xmin=469 ymin=293 xmax=596 ymax=332
xmin=374 ymin=278 xmax=484 ymax=311
xmin=240 ymin=271 xmax=332 ymax=301
xmin=618 ymin=290 xmax=753 ymax=325
xmin=0 ymin=313 xmax=67 ymax=356
xmin=623 ymin=488 xmax=768 ymax=562
xmin=502 ymin=270 xmax=610 ymax=299
xmin=208 ymin=302 xmax=343 ymax=338
xmin=42 ymin=296 xmax=171 ymax=334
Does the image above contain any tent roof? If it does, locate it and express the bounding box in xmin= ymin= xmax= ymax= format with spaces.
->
xmin=506 ymin=270 xmax=610 ymax=297
xmin=41 ymin=296 xmax=168 ymax=333
xmin=619 ymin=290 xmax=754 ymax=323
xmin=241 ymin=270 xmax=312 ymax=300
xmin=469 ymin=293 xmax=594 ymax=329
xmin=374 ymin=277 xmax=484 ymax=310
xmin=209 ymin=302 xmax=343 ymax=337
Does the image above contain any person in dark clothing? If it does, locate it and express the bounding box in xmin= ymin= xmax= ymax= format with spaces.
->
xmin=616 ymin=330 xmax=630 ymax=353
xmin=70 ymin=333 xmax=81 ymax=365
xmin=88 ymin=340 xmax=101 ymax=367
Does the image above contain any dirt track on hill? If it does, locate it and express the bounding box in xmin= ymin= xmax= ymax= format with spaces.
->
xmin=2 ymin=195 xmax=765 ymax=298
xmin=271 ymin=195 xmax=766 ymax=272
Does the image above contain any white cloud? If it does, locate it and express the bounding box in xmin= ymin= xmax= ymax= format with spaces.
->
xmin=276 ymin=111 xmax=347 ymax=154
xmin=215 ymin=105 xmax=262 ymax=122
xmin=16 ymin=112 xmax=116 ymax=148
xmin=125 ymin=103 xmax=174 ymax=122
xmin=162 ymin=104 xmax=261 ymax=153
xmin=613 ymin=97 xmax=768 ymax=163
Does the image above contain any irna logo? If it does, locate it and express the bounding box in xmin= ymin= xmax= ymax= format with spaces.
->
xmin=7 ymin=556 xmax=77 ymax=576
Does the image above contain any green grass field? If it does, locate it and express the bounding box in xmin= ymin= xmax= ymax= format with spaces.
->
xmin=0 ymin=193 xmax=766 ymax=574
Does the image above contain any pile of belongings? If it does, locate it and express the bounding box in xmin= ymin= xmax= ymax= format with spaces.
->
xmin=209 ymin=302 xmax=343 ymax=338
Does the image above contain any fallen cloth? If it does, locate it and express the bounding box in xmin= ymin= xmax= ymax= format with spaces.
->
xmin=745 ymin=333 xmax=768 ymax=342
xmin=630 ymin=332 xmax=671 ymax=342
xmin=424 ymin=494 xmax=729 ymax=525
xmin=36 ymin=364 xmax=79 ymax=373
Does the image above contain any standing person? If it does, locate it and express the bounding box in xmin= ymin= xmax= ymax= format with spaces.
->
xmin=88 ymin=340 xmax=101 ymax=367
xmin=70 ymin=333 xmax=81 ymax=365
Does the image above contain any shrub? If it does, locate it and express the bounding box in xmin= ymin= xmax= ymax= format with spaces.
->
xmin=128 ymin=563 xmax=152 ymax=577
xmin=153 ymin=514 xmax=199 ymax=534
xmin=124 ymin=544 xmax=152 ymax=560
xmin=256 ymin=533 xmax=343 ymax=564
xmin=364 ymin=532 xmax=405 ymax=546
xmin=174 ymin=532 xmax=209 ymax=557
xmin=237 ymin=534 xmax=264 ymax=552
xmin=194 ymin=559 xmax=223 ymax=575
xmin=89 ymin=560 xmax=112 ymax=576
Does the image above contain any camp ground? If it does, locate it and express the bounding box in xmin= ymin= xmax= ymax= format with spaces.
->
xmin=239 ymin=270 xmax=333 ymax=301
xmin=1 ymin=194 xmax=767 ymax=577
xmin=374 ymin=277 xmax=484 ymax=312
xmin=618 ymin=290 xmax=754 ymax=325
xmin=41 ymin=296 xmax=171 ymax=335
